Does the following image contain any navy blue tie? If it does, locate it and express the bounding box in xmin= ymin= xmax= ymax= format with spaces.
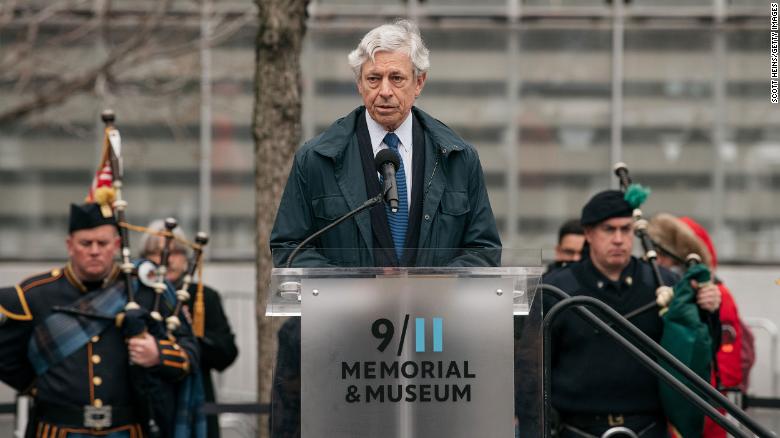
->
xmin=383 ymin=132 xmax=408 ymax=262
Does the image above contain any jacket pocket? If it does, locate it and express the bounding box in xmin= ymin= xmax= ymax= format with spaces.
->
xmin=433 ymin=190 xmax=470 ymax=250
xmin=311 ymin=195 xmax=359 ymax=262
xmin=440 ymin=190 xmax=470 ymax=216
xmin=312 ymin=195 xmax=350 ymax=221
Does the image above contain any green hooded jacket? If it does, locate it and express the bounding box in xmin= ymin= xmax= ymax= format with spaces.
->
xmin=660 ymin=263 xmax=714 ymax=438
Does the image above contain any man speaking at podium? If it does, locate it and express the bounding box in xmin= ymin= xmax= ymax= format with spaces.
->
xmin=269 ymin=19 xmax=501 ymax=437
xmin=270 ymin=19 xmax=500 ymax=270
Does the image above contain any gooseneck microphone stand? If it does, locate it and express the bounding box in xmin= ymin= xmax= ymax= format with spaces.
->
xmin=284 ymin=192 xmax=386 ymax=269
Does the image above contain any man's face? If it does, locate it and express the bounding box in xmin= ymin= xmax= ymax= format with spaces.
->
xmin=66 ymin=225 xmax=119 ymax=282
xmin=357 ymin=50 xmax=426 ymax=132
xmin=584 ymin=217 xmax=634 ymax=273
xmin=145 ymin=243 xmax=188 ymax=284
xmin=555 ymin=233 xmax=585 ymax=262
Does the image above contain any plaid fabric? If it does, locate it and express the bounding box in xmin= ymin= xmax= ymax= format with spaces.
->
xmin=27 ymin=282 xmax=126 ymax=376
xmin=175 ymin=366 xmax=207 ymax=438
xmin=27 ymin=271 xmax=205 ymax=438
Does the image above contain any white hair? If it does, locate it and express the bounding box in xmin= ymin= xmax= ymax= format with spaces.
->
xmin=138 ymin=219 xmax=189 ymax=258
xmin=347 ymin=19 xmax=430 ymax=80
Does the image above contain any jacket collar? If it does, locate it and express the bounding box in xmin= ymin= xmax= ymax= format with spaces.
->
xmin=311 ymin=107 xmax=364 ymax=159
xmin=309 ymin=105 xmax=469 ymax=257
xmin=411 ymin=106 xmax=467 ymax=156
xmin=64 ymin=262 xmax=120 ymax=293
xmin=577 ymin=257 xmax=638 ymax=295
xmin=312 ymin=106 xmax=467 ymax=159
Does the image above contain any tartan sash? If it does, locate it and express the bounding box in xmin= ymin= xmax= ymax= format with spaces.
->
xmin=26 ymin=270 xmax=206 ymax=437
xmin=175 ymin=366 xmax=207 ymax=438
xmin=28 ymin=282 xmax=127 ymax=376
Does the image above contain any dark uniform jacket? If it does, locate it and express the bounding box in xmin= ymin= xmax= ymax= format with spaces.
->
xmin=515 ymin=257 xmax=679 ymax=436
xmin=186 ymin=283 xmax=238 ymax=438
xmin=0 ymin=264 xmax=199 ymax=437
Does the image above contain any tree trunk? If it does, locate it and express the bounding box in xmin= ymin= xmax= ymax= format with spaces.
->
xmin=253 ymin=1 xmax=307 ymax=437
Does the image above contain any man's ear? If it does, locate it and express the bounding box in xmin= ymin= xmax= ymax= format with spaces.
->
xmin=415 ymin=72 xmax=427 ymax=97
xmin=582 ymin=226 xmax=594 ymax=244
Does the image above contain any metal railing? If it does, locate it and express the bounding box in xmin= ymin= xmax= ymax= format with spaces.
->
xmin=540 ymin=283 xmax=775 ymax=438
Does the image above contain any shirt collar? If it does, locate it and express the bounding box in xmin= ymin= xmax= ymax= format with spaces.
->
xmin=583 ymin=257 xmax=636 ymax=292
xmin=365 ymin=111 xmax=413 ymax=154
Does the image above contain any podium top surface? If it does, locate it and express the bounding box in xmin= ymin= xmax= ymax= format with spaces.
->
xmin=271 ymin=265 xmax=544 ymax=277
xmin=267 ymin=248 xmax=545 ymax=316
xmin=271 ymin=247 xmax=542 ymax=270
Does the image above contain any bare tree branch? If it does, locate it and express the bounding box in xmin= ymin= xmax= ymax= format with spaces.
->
xmin=0 ymin=1 xmax=91 ymax=71
xmin=117 ymin=6 xmax=257 ymax=69
xmin=0 ymin=1 xmax=257 ymax=125
xmin=0 ymin=0 xmax=174 ymax=124
xmin=9 ymin=2 xmax=76 ymax=91
xmin=0 ymin=0 xmax=19 ymax=29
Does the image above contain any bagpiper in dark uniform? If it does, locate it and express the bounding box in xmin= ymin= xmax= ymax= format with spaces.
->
xmin=516 ymin=191 xmax=692 ymax=438
xmin=0 ymin=203 xmax=202 ymax=438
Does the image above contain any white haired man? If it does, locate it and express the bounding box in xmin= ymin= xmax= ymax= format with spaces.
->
xmin=270 ymin=18 xmax=499 ymax=269
xmin=269 ymin=19 xmax=501 ymax=438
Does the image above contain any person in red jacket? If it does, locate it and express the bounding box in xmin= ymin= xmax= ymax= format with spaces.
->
xmin=649 ymin=213 xmax=754 ymax=438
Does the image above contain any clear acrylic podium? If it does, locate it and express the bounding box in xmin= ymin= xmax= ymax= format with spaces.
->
xmin=267 ymin=249 xmax=545 ymax=438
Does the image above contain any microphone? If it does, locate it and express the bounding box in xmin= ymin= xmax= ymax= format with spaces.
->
xmin=282 ymin=150 xmax=404 ymax=269
xmin=375 ymin=149 xmax=400 ymax=213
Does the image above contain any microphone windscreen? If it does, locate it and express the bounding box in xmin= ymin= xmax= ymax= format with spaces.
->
xmin=374 ymin=149 xmax=400 ymax=173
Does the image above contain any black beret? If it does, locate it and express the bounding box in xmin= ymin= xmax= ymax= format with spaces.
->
xmin=69 ymin=203 xmax=117 ymax=233
xmin=580 ymin=190 xmax=633 ymax=226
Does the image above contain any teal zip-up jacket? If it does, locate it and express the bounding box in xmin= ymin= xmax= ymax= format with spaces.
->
xmin=270 ymin=106 xmax=501 ymax=268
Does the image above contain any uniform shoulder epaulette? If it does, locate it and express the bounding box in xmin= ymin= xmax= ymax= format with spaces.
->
xmin=0 ymin=268 xmax=64 ymax=321
xmin=18 ymin=268 xmax=64 ymax=292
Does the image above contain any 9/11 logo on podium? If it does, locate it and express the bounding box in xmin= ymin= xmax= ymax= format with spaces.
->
xmin=372 ymin=315 xmax=444 ymax=355
xmin=415 ymin=317 xmax=443 ymax=353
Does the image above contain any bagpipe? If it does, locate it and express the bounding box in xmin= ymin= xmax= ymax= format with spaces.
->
xmin=613 ymin=163 xmax=720 ymax=437
xmin=612 ymin=162 xmax=719 ymax=318
xmin=96 ymin=110 xmax=209 ymax=339
xmin=612 ymin=162 xmax=675 ymax=318
xmin=94 ymin=110 xmax=209 ymax=437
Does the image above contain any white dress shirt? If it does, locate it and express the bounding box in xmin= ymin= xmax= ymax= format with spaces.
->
xmin=365 ymin=111 xmax=413 ymax=207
